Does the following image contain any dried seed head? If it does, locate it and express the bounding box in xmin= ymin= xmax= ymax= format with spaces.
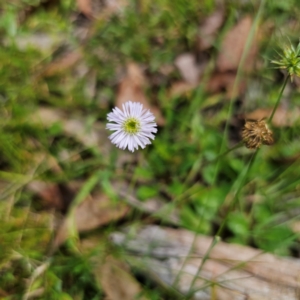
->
xmin=241 ymin=120 xmax=274 ymax=149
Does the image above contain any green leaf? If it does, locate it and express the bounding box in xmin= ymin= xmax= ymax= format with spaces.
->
xmin=136 ymin=185 xmax=158 ymax=201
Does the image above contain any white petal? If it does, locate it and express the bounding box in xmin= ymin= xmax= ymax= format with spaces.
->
xmin=106 ymin=123 xmax=122 ymax=130
xmin=133 ymin=134 xmax=146 ymax=149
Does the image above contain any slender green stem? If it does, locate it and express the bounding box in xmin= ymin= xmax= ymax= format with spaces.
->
xmin=186 ymin=235 xmax=220 ymax=297
xmin=268 ymin=75 xmax=289 ymax=123
xmin=184 ymin=71 xmax=290 ymax=297
xmin=173 ymin=1 xmax=266 ymax=292
xmin=215 ymin=142 xmax=243 ymax=161
xmin=216 ymin=149 xmax=259 ymax=237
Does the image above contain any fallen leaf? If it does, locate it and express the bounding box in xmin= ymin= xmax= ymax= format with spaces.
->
xmin=28 ymin=107 xmax=136 ymax=167
xmin=169 ymin=81 xmax=196 ymax=98
xmin=77 ymin=0 xmax=128 ymax=19
xmin=8 ymin=33 xmax=65 ymax=53
xmin=104 ymin=0 xmax=128 ymax=14
xmin=159 ymin=64 xmax=175 ymax=76
xmin=174 ymin=53 xmax=203 ymax=85
xmin=95 ymin=256 xmax=149 ymax=300
xmin=41 ymin=50 xmax=82 ymax=77
xmin=31 ymin=107 xmax=109 ymax=150
xmin=243 ymin=107 xmax=300 ymax=127
xmin=28 ymin=181 xmax=64 ymax=211
xmin=217 ymin=16 xmax=257 ymax=72
xmin=207 ymin=72 xmax=246 ymax=99
xmin=207 ymin=72 xmax=235 ymax=93
xmin=53 ymin=193 xmax=129 ymax=248
xmin=77 ymin=0 xmax=93 ymax=18
xmin=291 ymin=221 xmax=300 ymax=234
xmin=27 ymin=181 xmax=76 ymax=212
xmin=169 ymin=72 xmax=246 ymax=100
xmin=116 ymin=62 xmax=165 ymax=126
xmin=197 ymin=8 xmax=224 ymax=51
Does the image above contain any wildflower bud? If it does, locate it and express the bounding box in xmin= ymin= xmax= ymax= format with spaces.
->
xmin=241 ymin=120 xmax=274 ymax=149
xmin=272 ymin=42 xmax=300 ymax=80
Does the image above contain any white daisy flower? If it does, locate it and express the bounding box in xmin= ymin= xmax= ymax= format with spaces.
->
xmin=106 ymin=101 xmax=158 ymax=152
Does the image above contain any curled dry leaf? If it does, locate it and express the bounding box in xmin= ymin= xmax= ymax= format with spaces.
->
xmin=53 ymin=193 xmax=130 ymax=248
xmin=95 ymin=256 xmax=149 ymax=300
xmin=217 ymin=16 xmax=258 ymax=72
xmin=117 ymin=62 xmax=165 ymax=126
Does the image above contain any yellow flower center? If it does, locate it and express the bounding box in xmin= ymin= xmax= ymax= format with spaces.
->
xmin=123 ymin=118 xmax=141 ymax=134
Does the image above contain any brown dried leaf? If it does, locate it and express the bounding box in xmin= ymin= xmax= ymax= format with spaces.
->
xmin=28 ymin=181 xmax=64 ymax=210
xmin=217 ymin=16 xmax=257 ymax=72
xmin=105 ymin=0 xmax=128 ymax=14
xmin=169 ymin=73 xmax=245 ymax=100
xmin=95 ymin=256 xmax=149 ymax=300
xmin=77 ymin=0 xmax=128 ymax=19
xmin=169 ymin=81 xmax=196 ymax=98
xmin=117 ymin=62 xmax=165 ymax=126
xmin=32 ymin=107 xmax=109 ymax=150
xmin=12 ymin=33 xmax=65 ymax=53
xmin=29 ymin=107 xmax=135 ymax=167
xmin=41 ymin=51 xmax=82 ymax=77
xmin=27 ymin=180 xmax=77 ymax=211
xmin=77 ymin=0 xmax=93 ymax=18
xmin=291 ymin=221 xmax=300 ymax=234
xmin=174 ymin=53 xmax=203 ymax=85
xmin=244 ymin=107 xmax=300 ymax=127
xmin=159 ymin=64 xmax=175 ymax=76
xmin=207 ymin=72 xmax=246 ymax=99
xmin=53 ymin=193 xmax=129 ymax=248
xmin=198 ymin=8 xmax=224 ymax=51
